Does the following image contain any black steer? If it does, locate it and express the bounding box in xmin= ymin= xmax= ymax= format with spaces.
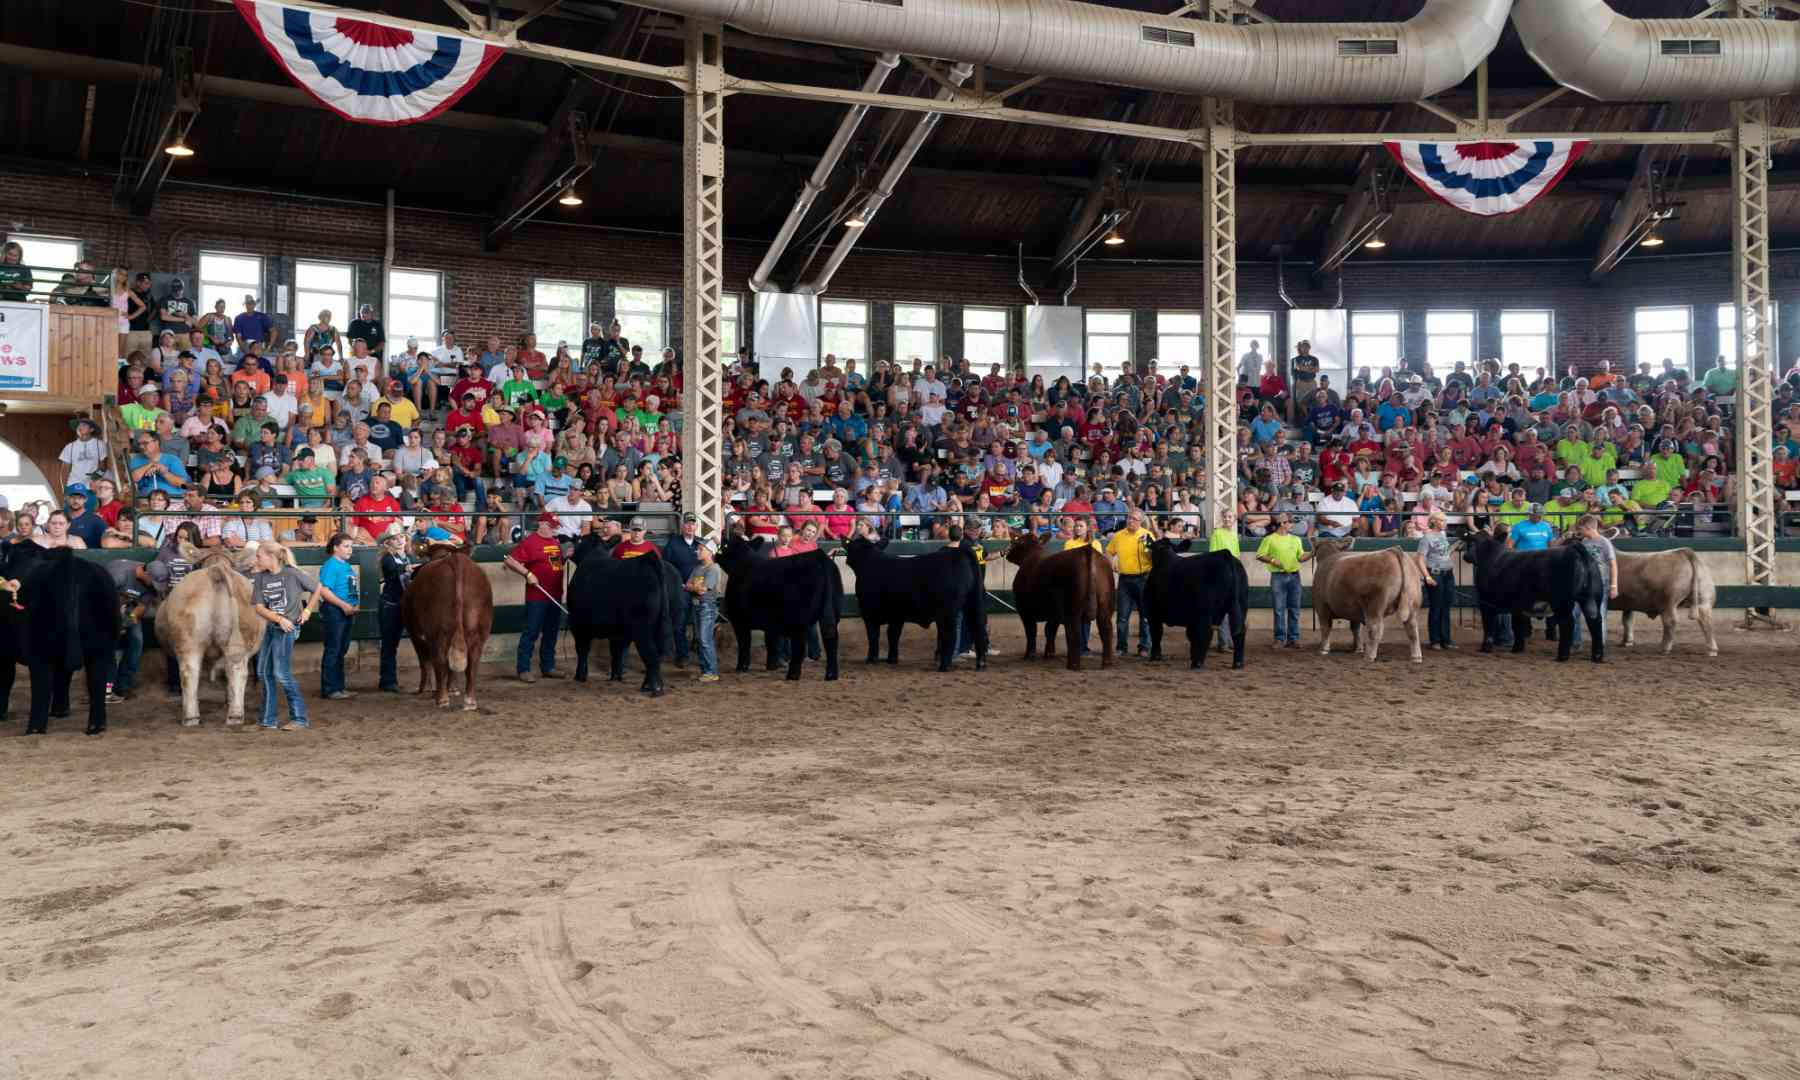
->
xmin=1462 ymin=525 xmax=1606 ymax=663
xmin=843 ymin=535 xmax=986 ymax=670
xmin=565 ymin=536 xmax=684 ymax=696
xmin=1144 ymin=540 xmax=1248 ymax=670
xmin=715 ymin=535 xmax=842 ymax=681
xmin=0 ymin=545 xmax=121 ymax=735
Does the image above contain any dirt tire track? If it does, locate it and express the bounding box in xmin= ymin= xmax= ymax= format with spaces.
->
xmin=689 ymin=869 xmax=1018 ymax=1080
xmin=525 ymin=908 xmax=679 ymax=1080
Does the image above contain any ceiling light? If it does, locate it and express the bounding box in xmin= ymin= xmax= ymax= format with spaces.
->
xmin=1640 ymin=229 xmax=1664 ymax=248
xmin=1363 ymin=234 xmax=1387 ymax=250
xmin=1102 ymin=226 xmax=1126 ymax=247
xmin=845 ymin=203 xmax=869 ymax=228
xmin=163 ymin=137 xmax=195 ymax=158
xmin=557 ymin=185 xmax=583 ymax=207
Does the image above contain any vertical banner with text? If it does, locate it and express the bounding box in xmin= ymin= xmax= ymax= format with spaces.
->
xmin=0 ymin=302 xmax=49 ymax=392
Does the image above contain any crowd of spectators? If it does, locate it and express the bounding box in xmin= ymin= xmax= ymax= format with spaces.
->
xmin=7 ymin=264 xmax=1800 ymax=557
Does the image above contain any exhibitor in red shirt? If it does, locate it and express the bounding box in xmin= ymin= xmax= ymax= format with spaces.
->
xmin=508 ymin=514 xmax=565 ymax=603
xmin=612 ymin=517 xmax=659 ymax=559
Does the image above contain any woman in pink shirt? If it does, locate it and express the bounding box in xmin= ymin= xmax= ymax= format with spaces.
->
xmin=820 ymin=488 xmax=856 ymax=541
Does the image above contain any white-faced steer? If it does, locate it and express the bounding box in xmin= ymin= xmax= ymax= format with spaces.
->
xmin=159 ymin=542 xmax=264 ymax=727
xmin=1311 ymin=537 xmax=1426 ymax=663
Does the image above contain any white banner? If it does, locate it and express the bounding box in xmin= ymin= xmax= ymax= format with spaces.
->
xmin=0 ymin=302 xmax=49 ymax=392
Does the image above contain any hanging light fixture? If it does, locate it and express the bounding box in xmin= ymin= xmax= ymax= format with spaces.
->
xmin=845 ymin=199 xmax=870 ymax=228
xmin=1363 ymin=234 xmax=1388 ymax=250
xmin=1102 ymin=225 xmax=1126 ymax=247
xmin=163 ymin=136 xmax=195 ymax=158
xmin=1640 ymin=228 xmax=1665 ymax=248
xmin=557 ymin=185 xmax=583 ymax=207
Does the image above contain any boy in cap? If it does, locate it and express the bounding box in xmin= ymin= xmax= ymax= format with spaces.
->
xmin=686 ymin=537 xmax=723 ymax=682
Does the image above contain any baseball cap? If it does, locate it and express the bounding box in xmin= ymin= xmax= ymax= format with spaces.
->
xmin=138 ymin=383 xmax=160 ymax=396
xmin=553 ymin=456 xmax=568 ymax=467
xmin=700 ymin=537 xmax=718 ymax=553
xmin=536 ymin=512 xmax=559 ymax=526
xmin=296 ymin=447 xmax=315 ymax=460
xmin=64 ymin=483 xmax=91 ymax=498
xmin=682 ymin=512 xmax=698 ymax=523
xmin=628 ymin=516 xmax=646 ymax=530
xmin=422 ymin=526 xmax=454 ymax=542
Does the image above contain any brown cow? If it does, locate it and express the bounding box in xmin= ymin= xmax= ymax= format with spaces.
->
xmin=402 ymin=543 xmax=494 ymax=710
xmin=1311 ymin=538 xmax=1425 ymax=663
xmin=1612 ymin=549 xmax=1719 ymax=656
xmin=160 ymin=543 xmax=264 ymax=727
xmin=1004 ymin=535 xmax=1115 ymax=671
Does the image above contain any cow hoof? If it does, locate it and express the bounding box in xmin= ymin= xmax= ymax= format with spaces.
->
xmin=573 ymin=673 xmax=587 ymax=684
xmin=1592 ymin=655 xmax=1606 ymax=664
xmin=438 ymin=699 xmax=453 ymax=709
xmin=1707 ymin=649 xmax=1719 ymax=658
xmin=181 ymin=717 xmax=201 ymax=728
xmin=464 ymin=700 xmax=479 ymax=712
xmin=85 ymin=726 xmax=105 ymax=737
xmin=864 ymin=656 xmax=879 ymax=665
xmin=225 ymin=715 xmax=244 ymax=727
xmin=50 ymin=711 xmax=70 ymax=720
xmin=24 ymin=728 xmax=46 ymax=737
xmin=785 ymin=672 xmax=801 ymax=682
xmin=1232 ymin=661 xmax=1245 ymax=670
xmin=975 ymin=659 xmax=986 ymax=672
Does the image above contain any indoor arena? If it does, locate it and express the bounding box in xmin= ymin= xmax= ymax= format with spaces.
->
xmin=2 ymin=1 xmax=1799 ymax=1078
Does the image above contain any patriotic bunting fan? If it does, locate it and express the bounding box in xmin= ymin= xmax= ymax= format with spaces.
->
xmin=1385 ymin=140 xmax=1590 ymax=217
xmin=235 ymin=0 xmax=505 ymax=126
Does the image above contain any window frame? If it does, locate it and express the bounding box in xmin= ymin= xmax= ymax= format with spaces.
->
xmin=1233 ymin=309 xmax=1276 ymax=380
xmin=293 ymin=259 xmax=356 ymax=332
xmin=1499 ymin=309 xmax=1554 ymax=379
xmin=531 ymin=278 xmax=590 ymax=357
xmin=1424 ymin=308 xmax=1476 ymax=374
xmin=819 ymin=298 xmax=871 ymax=365
xmin=385 ymin=267 xmax=442 ymax=352
xmin=962 ymin=305 xmax=1010 ymax=371
xmin=613 ymin=285 xmax=668 ymax=360
xmin=1155 ymin=310 xmax=1203 ymax=378
xmin=1349 ymin=309 xmax=1403 ymax=383
xmin=719 ymin=292 xmax=741 ymax=361
xmin=893 ymin=302 xmax=939 ymax=367
xmin=1716 ymin=302 xmax=1739 ymax=371
xmin=1085 ymin=308 xmax=1135 ymax=382
xmin=196 ymin=251 xmax=264 ymax=322
xmin=1634 ymin=305 xmax=1692 ymax=373
xmin=5 ymin=232 xmax=84 ymax=299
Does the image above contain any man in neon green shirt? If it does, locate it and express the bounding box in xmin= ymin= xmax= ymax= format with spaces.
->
xmin=1578 ymin=442 xmax=1616 ymax=489
xmin=498 ymin=364 xmax=537 ymax=408
xmin=1255 ymin=514 xmax=1312 ymax=647
xmin=1555 ymin=433 xmax=1591 ymax=470
xmin=1702 ymin=363 xmax=1737 ymax=396
xmin=119 ymin=383 xmax=167 ymax=432
xmin=1545 ymin=489 xmax=1586 ymax=533
xmin=1650 ymin=442 xmax=1688 ymax=488
xmin=1497 ymin=489 xmax=1531 ymax=527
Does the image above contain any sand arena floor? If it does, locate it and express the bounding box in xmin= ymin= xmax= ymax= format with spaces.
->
xmin=3 ymin=621 xmax=1799 ymax=1080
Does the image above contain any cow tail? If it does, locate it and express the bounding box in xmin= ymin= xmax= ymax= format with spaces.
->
xmin=1680 ymin=548 xmax=1704 ymax=618
xmin=448 ymin=555 xmax=469 ymax=673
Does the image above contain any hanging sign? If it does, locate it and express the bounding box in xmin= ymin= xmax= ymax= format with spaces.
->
xmin=1385 ymin=140 xmax=1590 ymax=217
xmin=235 ymin=1 xmax=506 ymax=127
xmin=0 ymin=302 xmax=49 ymax=392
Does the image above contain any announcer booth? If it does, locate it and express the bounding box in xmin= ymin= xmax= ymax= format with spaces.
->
xmin=0 ymin=301 xmax=119 ymax=507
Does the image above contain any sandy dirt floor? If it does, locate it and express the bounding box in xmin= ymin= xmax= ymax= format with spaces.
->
xmin=3 ymin=619 xmax=1800 ymax=1080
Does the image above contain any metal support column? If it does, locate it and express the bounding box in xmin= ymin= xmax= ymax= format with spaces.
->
xmin=680 ymin=20 xmax=727 ymax=538
xmin=1201 ymin=89 xmax=1238 ymax=530
xmin=1733 ymin=94 xmax=1779 ymax=595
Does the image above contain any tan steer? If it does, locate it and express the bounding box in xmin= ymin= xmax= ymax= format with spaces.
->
xmin=1311 ymin=538 xmax=1426 ymax=663
xmin=158 ymin=543 xmax=265 ymax=726
xmin=1612 ymin=549 xmax=1719 ymax=656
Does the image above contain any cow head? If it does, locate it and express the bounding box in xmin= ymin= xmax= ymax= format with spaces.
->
xmin=569 ymin=533 xmax=608 ymax=567
xmin=843 ymin=534 xmax=884 ymax=569
xmin=1313 ymin=536 xmax=1355 ymax=563
xmin=715 ymin=534 xmax=766 ymax=576
xmin=191 ymin=543 xmax=256 ymax=576
xmin=1004 ymin=533 xmax=1044 ymax=567
xmin=1148 ymin=537 xmax=1178 ymax=572
xmin=1460 ymin=524 xmax=1506 ymax=566
xmin=419 ymin=538 xmax=470 ymax=563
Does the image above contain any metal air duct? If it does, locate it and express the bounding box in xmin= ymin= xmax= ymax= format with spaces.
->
xmin=1511 ymin=0 xmax=1800 ymax=101
xmin=629 ymin=0 xmax=1512 ymax=105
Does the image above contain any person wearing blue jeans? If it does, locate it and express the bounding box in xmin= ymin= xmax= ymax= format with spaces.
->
xmin=1255 ymin=514 xmax=1312 ymax=647
xmin=686 ymin=537 xmax=723 ymax=681
xmin=249 ymin=540 xmax=316 ymax=731
xmin=505 ymin=513 xmax=568 ymax=681
xmin=316 ymin=534 xmax=362 ymax=699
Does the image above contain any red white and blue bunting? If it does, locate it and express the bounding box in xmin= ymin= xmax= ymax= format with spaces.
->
xmin=1384 ymin=140 xmax=1590 ymax=217
xmin=234 ymin=1 xmax=505 ymax=126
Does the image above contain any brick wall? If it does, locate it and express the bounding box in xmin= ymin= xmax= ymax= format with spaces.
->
xmin=6 ymin=165 xmax=1799 ymax=379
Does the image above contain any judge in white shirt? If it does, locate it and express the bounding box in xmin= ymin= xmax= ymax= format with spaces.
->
xmin=1315 ymin=480 xmax=1360 ymax=538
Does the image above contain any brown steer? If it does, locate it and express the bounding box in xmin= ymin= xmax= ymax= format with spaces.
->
xmin=402 ymin=543 xmax=494 ymax=710
xmin=1005 ymin=535 xmax=1115 ymax=670
xmin=1311 ymin=537 xmax=1426 ymax=663
xmin=1612 ymin=549 xmax=1719 ymax=656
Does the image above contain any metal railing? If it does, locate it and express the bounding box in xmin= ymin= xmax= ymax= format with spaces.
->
xmin=0 ymin=262 xmax=109 ymax=305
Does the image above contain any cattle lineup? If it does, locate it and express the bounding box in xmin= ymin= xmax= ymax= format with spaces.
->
xmin=0 ymin=508 xmax=1724 ymax=734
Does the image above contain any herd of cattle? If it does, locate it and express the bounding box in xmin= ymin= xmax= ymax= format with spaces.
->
xmin=0 ymin=525 xmax=1722 ymax=735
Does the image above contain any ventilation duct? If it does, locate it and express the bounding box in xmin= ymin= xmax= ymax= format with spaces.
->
xmin=1511 ymin=0 xmax=1800 ymax=101
xmin=628 ymin=0 xmax=1512 ymax=104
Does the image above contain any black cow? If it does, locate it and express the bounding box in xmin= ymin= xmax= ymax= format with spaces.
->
xmin=715 ymin=535 xmax=842 ymax=681
xmin=565 ymin=536 xmax=684 ymax=696
xmin=0 ymin=545 xmax=122 ymax=735
xmin=843 ymin=535 xmax=986 ymax=670
xmin=1143 ymin=540 xmax=1248 ymax=670
xmin=1462 ymin=525 xmax=1606 ymax=663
